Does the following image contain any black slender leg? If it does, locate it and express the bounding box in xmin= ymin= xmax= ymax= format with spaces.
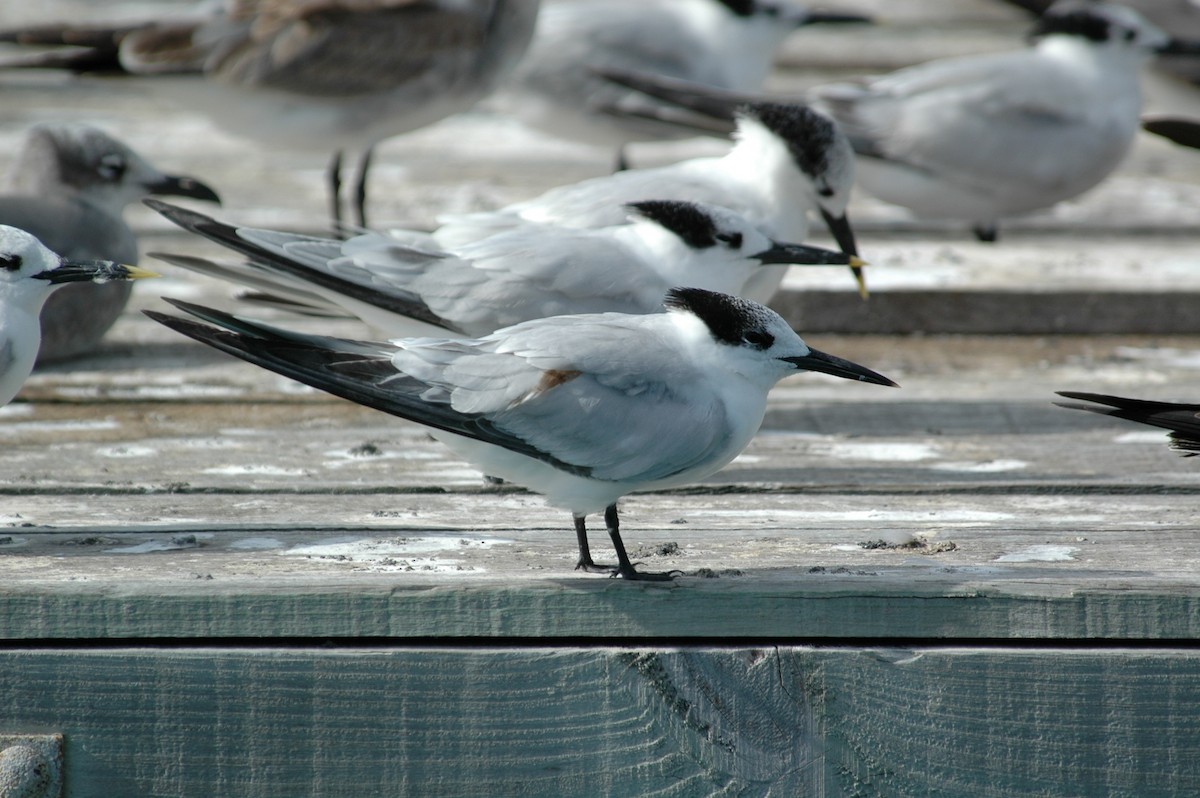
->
xmin=353 ymin=146 xmax=374 ymax=229
xmin=972 ymin=223 xmax=998 ymax=243
xmin=614 ymin=145 xmax=630 ymax=173
xmin=604 ymin=504 xmax=678 ymax=581
xmin=574 ymin=513 xmax=615 ymax=573
xmin=327 ymin=150 xmax=344 ymax=231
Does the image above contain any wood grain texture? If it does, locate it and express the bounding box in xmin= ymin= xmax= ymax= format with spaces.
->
xmin=1 ymin=647 xmax=1198 ymax=797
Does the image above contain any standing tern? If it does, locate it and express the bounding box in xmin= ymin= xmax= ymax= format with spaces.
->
xmin=0 ymin=124 xmax=219 ymax=361
xmin=599 ymin=1 xmax=1200 ymax=241
xmin=432 ymin=101 xmax=865 ymax=300
xmin=0 ymin=227 xmax=157 ymax=406
xmin=1055 ymin=391 xmax=1200 ymax=455
xmin=145 ymin=197 xmax=864 ymax=337
xmin=495 ymin=0 xmax=869 ymax=168
xmin=147 ymin=288 xmax=896 ymax=579
xmin=0 ymin=0 xmax=541 ymax=228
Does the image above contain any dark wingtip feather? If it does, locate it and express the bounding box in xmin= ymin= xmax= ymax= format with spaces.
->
xmin=1054 ymin=391 xmax=1200 ymax=457
xmin=144 ymin=200 xmax=460 ymax=334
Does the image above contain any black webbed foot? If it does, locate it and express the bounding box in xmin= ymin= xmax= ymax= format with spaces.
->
xmin=611 ymin=564 xmax=681 ymax=581
xmin=575 ymin=559 xmax=618 ymax=574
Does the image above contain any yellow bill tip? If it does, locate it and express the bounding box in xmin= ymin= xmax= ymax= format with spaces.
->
xmin=852 ymin=266 xmax=869 ymax=300
xmin=124 ymin=264 xmax=161 ymax=280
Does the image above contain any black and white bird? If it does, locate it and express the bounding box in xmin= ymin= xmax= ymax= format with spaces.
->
xmin=0 ymin=0 xmax=541 ymax=228
xmin=600 ymin=1 xmax=1200 ymax=241
xmin=495 ymin=0 xmax=869 ymax=169
xmin=1055 ymin=391 xmax=1200 ymax=455
xmin=0 ymin=226 xmax=157 ymax=406
xmin=0 ymin=124 xmax=219 ymax=362
xmin=147 ymin=288 xmax=896 ymax=579
xmin=146 ymin=197 xmax=864 ymax=337
xmin=427 ymin=101 xmax=864 ymax=301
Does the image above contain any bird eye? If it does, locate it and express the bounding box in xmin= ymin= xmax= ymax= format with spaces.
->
xmin=742 ymin=330 xmax=774 ymax=349
xmin=716 ymin=232 xmax=744 ymax=249
xmin=98 ymin=154 xmax=127 ymax=182
xmin=0 ymin=254 xmax=22 ymax=272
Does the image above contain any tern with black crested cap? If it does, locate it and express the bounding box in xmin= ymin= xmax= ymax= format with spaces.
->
xmin=599 ymin=1 xmax=1199 ymax=242
xmin=0 ymin=124 xmax=219 ymax=362
xmin=147 ymin=287 xmax=895 ymax=580
xmin=0 ymin=0 xmax=540 ymax=228
xmin=0 ymin=227 xmax=157 ymax=406
xmin=428 ymin=101 xmax=864 ymax=301
xmin=146 ymin=197 xmax=865 ymax=337
xmin=495 ymin=0 xmax=869 ymax=169
xmin=812 ymin=0 xmax=1200 ymax=241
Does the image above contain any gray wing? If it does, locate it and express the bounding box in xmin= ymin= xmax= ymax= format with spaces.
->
xmin=514 ymin=2 xmax=720 ymax=125
xmin=149 ymin=299 xmax=592 ymax=473
xmin=816 ymin=50 xmax=1116 ymax=194
xmin=148 ymin=201 xmax=456 ymax=333
xmin=404 ymin=227 xmax=671 ymax=332
xmin=436 ymin=165 xmax=740 ymax=243
xmin=203 ymin=0 xmax=490 ymax=95
xmin=393 ymin=314 xmax=735 ymax=482
xmin=154 ymin=301 xmax=733 ymax=482
xmin=244 ymin=226 xmax=669 ymax=334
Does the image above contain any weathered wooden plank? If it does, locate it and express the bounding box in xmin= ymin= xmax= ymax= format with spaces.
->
xmin=1 ymin=487 xmax=1200 ymax=640
xmin=5 ymin=391 xmax=1200 ymax=492
xmin=5 ymin=328 xmax=1200 ymax=641
xmin=0 ymin=647 xmax=1197 ymax=797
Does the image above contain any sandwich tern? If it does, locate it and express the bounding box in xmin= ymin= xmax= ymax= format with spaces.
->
xmin=147 ymin=288 xmax=896 ymax=579
xmin=0 ymin=124 xmax=218 ymax=361
xmin=0 ymin=0 xmax=541 ymax=228
xmin=495 ymin=0 xmax=869 ymax=168
xmin=431 ymin=101 xmax=865 ymax=300
xmin=146 ymin=197 xmax=864 ymax=337
xmin=0 ymin=227 xmax=157 ymax=406
xmin=1055 ymin=391 xmax=1200 ymax=455
xmin=600 ymin=1 xmax=1200 ymax=240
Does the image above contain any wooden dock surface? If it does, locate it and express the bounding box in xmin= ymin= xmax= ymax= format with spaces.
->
xmin=3 ymin=1 xmax=1200 ymax=795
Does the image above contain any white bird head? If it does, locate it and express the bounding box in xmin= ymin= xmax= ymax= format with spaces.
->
xmin=662 ymin=286 xmax=894 ymax=387
xmin=625 ymin=199 xmax=859 ymax=291
xmin=732 ymin=102 xmax=859 ymax=253
xmin=3 ymin=124 xmax=221 ymax=212
xmin=1030 ymin=1 xmax=1200 ymax=58
xmin=0 ymin=225 xmax=157 ymax=304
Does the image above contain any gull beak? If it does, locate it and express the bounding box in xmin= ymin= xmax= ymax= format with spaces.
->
xmin=783 ymin=346 xmax=897 ymax=387
xmin=753 ymin=241 xmax=868 ymax=269
xmin=819 ymin=207 xmax=868 ymax=300
xmin=33 ymin=259 xmax=159 ymax=284
xmin=144 ymin=174 xmax=222 ymax=204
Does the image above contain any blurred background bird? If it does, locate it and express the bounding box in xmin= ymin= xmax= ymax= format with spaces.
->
xmin=0 ymin=123 xmax=218 ymax=361
xmin=0 ymin=0 xmax=542 ymax=229
xmin=597 ymin=1 xmax=1200 ymax=241
xmin=491 ymin=0 xmax=870 ymax=170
